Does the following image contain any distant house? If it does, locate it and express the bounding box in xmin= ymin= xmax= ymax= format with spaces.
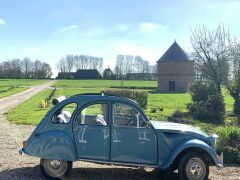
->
xmin=57 ymin=69 xmax=102 ymax=79
xmin=57 ymin=72 xmax=75 ymax=79
xmin=157 ymin=41 xmax=194 ymax=92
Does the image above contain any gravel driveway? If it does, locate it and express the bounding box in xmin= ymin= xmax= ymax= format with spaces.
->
xmin=0 ymin=82 xmax=239 ymax=180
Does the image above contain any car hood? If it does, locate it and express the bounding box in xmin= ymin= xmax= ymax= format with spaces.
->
xmin=150 ymin=121 xmax=209 ymax=140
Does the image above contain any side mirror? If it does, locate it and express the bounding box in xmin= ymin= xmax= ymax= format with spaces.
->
xmin=52 ymin=96 xmax=66 ymax=105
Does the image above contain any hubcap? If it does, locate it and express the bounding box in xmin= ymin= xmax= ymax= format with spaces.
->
xmin=186 ymin=157 xmax=206 ymax=179
xmin=43 ymin=159 xmax=67 ymax=178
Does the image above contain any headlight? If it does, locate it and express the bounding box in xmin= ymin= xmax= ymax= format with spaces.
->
xmin=207 ymin=134 xmax=218 ymax=146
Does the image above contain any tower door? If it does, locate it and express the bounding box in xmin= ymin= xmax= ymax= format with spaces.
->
xmin=169 ymin=80 xmax=175 ymax=91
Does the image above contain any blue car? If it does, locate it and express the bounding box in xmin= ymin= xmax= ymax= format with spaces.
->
xmin=19 ymin=94 xmax=223 ymax=180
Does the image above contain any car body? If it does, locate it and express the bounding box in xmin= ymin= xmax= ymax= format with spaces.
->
xmin=20 ymin=94 xmax=223 ymax=179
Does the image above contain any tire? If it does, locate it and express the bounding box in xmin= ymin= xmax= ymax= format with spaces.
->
xmin=178 ymin=152 xmax=209 ymax=180
xmin=40 ymin=159 xmax=72 ymax=179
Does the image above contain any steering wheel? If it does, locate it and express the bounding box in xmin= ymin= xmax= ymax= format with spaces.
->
xmin=127 ymin=118 xmax=136 ymax=127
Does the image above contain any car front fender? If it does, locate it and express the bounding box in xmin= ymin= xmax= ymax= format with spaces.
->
xmin=161 ymin=139 xmax=222 ymax=169
xmin=23 ymin=130 xmax=77 ymax=161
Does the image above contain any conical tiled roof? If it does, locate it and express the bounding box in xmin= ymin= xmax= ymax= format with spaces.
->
xmin=157 ymin=41 xmax=189 ymax=62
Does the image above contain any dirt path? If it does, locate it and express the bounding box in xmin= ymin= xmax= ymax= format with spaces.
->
xmin=0 ymin=82 xmax=239 ymax=180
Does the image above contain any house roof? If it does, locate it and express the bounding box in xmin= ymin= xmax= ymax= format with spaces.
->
xmin=157 ymin=41 xmax=189 ymax=62
xmin=75 ymin=69 xmax=101 ymax=79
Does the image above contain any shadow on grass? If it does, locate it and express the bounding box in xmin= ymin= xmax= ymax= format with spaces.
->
xmin=0 ymin=165 xmax=180 ymax=180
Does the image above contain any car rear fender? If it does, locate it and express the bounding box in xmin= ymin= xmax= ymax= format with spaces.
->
xmin=24 ymin=130 xmax=77 ymax=161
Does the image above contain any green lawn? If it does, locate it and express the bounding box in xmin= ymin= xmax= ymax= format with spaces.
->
xmin=7 ymin=83 xmax=235 ymax=128
xmin=0 ymin=79 xmax=49 ymax=87
xmin=0 ymin=87 xmax=27 ymax=98
xmin=0 ymin=79 xmax=50 ymax=98
xmin=55 ymin=80 xmax=157 ymax=88
xmin=7 ymin=89 xmax=53 ymax=125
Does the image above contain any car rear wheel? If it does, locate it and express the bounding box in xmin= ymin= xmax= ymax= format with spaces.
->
xmin=178 ymin=152 xmax=209 ymax=180
xmin=40 ymin=159 xmax=72 ymax=179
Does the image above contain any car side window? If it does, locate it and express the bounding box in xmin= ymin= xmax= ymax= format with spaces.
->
xmin=113 ymin=102 xmax=148 ymax=128
xmin=76 ymin=103 xmax=108 ymax=126
xmin=52 ymin=103 xmax=77 ymax=124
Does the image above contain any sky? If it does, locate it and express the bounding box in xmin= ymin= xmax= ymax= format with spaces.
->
xmin=0 ymin=0 xmax=240 ymax=77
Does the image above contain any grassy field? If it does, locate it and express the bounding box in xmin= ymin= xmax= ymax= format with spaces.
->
xmin=0 ymin=79 xmax=49 ymax=98
xmin=0 ymin=79 xmax=49 ymax=87
xmin=7 ymin=80 xmax=235 ymax=130
xmin=8 ymin=89 xmax=53 ymax=124
xmin=55 ymin=80 xmax=157 ymax=88
xmin=0 ymin=87 xmax=27 ymax=98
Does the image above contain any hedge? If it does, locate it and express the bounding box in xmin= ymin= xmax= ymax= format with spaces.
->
xmin=215 ymin=126 xmax=240 ymax=164
xmin=102 ymin=88 xmax=148 ymax=109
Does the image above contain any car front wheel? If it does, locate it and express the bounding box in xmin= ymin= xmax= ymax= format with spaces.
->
xmin=178 ymin=152 xmax=209 ymax=180
xmin=40 ymin=159 xmax=72 ymax=179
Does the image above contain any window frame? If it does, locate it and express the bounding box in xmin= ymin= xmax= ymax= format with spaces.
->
xmin=112 ymin=102 xmax=149 ymax=129
xmin=75 ymin=101 xmax=110 ymax=127
xmin=51 ymin=102 xmax=78 ymax=125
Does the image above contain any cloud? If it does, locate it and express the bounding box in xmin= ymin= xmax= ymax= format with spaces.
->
xmin=58 ymin=24 xmax=78 ymax=33
xmin=139 ymin=22 xmax=167 ymax=33
xmin=0 ymin=18 xmax=6 ymax=25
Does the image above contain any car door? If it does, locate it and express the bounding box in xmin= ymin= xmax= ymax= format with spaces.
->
xmin=111 ymin=102 xmax=158 ymax=165
xmin=73 ymin=101 xmax=110 ymax=161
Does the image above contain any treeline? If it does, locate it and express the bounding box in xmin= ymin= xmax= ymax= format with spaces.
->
xmin=56 ymin=54 xmax=103 ymax=73
xmin=114 ymin=55 xmax=156 ymax=79
xmin=56 ymin=54 xmax=157 ymax=79
xmin=0 ymin=58 xmax=52 ymax=79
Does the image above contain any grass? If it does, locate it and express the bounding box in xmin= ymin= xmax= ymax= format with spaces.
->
xmin=55 ymin=80 xmax=157 ymax=88
xmin=7 ymin=83 xmax=235 ymax=129
xmin=0 ymin=79 xmax=50 ymax=98
xmin=0 ymin=87 xmax=27 ymax=98
xmin=5 ymin=80 xmax=237 ymax=132
xmin=7 ymin=89 xmax=53 ymax=125
xmin=0 ymin=79 xmax=49 ymax=87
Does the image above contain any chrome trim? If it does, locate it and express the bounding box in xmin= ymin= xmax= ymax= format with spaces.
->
xmin=217 ymin=152 xmax=224 ymax=169
xmin=78 ymin=158 xmax=158 ymax=168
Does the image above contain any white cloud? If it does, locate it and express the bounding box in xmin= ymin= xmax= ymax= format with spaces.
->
xmin=139 ymin=22 xmax=167 ymax=34
xmin=0 ymin=18 xmax=6 ymax=25
xmin=58 ymin=24 xmax=78 ymax=33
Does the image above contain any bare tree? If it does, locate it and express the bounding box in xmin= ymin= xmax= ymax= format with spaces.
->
xmin=0 ymin=58 xmax=51 ymax=79
xmin=22 ymin=57 xmax=31 ymax=78
xmin=65 ymin=54 xmax=75 ymax=73
xmin=56 ymin=58 xmax=67 ymax=73
xmin=191 ymin=24 xmax=231 ymax=92
xmin=226 ymin=42 xmax=240 ymax=115
xmin=114 ymin=55 xmax=125 ymax=79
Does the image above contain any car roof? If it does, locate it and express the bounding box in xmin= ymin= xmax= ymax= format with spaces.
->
xmin=67 ymin=93 xmax=139 ymax=105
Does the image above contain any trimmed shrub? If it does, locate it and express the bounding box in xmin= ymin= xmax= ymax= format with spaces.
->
xmin=102 ymin=88 xmax=148 ymax=109
xmin=215 ymin=126 xmax=240 ymax=164
xmin=187 ymin=81 xmax=225 ymax=122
